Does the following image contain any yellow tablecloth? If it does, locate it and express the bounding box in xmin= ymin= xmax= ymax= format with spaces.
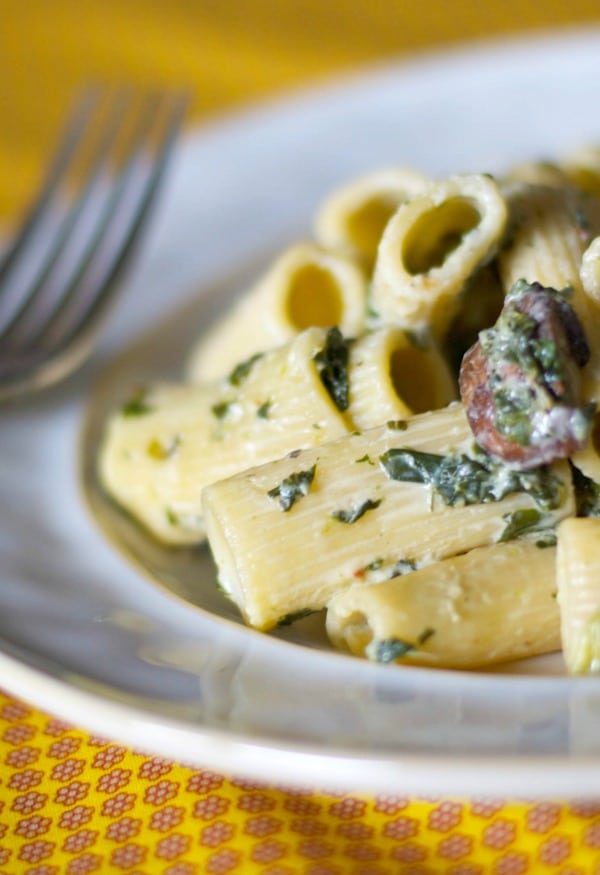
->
xmin=3 ymin=2 xmax=600 ymax=872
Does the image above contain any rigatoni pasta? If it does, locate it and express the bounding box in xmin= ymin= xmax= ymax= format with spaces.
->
xmin=326 ymin=540 xmax=559 ymax=669
xmin=556 ymin=518 xmax=600 ymax=674
xmin=99 ymin=324 xmax=451 ymax=545
xmin=369 ymin=173 xmax=508 ymax=341
xmin=314 ymin=166 xmax=430 ymax=269
xmin=187 ymin=242 xmax=367 ymax=382
xmin=96 ymin=147 xmax=600 ymax=675
xmin=201 ymin=404 xmax=573 ymax=630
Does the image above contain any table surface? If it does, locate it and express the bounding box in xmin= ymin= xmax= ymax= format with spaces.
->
xmin=2 ymin=3 xmax=600 ymax=873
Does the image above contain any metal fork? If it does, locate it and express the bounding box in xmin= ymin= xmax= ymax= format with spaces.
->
xmin=0 ymin=87 xmax=189 ymax=401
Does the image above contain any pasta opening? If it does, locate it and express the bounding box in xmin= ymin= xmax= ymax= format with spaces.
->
xmin=345 ymin=197 xmax=399 ymax=263
xmin=389 ymin=345 xmax=446 ymax=413
xmin=285 ymin=264 xmax=343 ymax=330
xmin=337 ymin=610 xmax=373 ymax=656
xmin=402 ymin=198 xmax=481 ymax=275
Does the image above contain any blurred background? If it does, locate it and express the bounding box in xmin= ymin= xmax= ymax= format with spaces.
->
xmin=2 ymin=0 xmax=599 ymax=220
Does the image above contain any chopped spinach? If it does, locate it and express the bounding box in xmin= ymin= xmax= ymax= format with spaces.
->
xmin=571 ymin=462 xmax=600 ymax=518
xmin=331 ymin=498 xmax=381 ymax=524
xmin=257 ymin=400 xmax=272 ymax=419
xmin=370 ymin=628 xmax=435 ymax=663
xmin=313 ymin=327 xmax=351 ymax=411
xmin=228 ymin=352 xmax=264 ymax=386
xmin=498 ymin=508 xmax=546 ymax=542
xmin=276 ymin=608 xmax=317 ymax=626
xmin=268 ymin=465 xmax=316 ymax=511
xmin=379 ymin=444 xmax=563 ymax=510
xmin=121 ymin=389 xmax=152 ymax=417
xmin=390 ymin=558 xmax=417 ymax=577
xmin=211 ymin=400 xmax=235 ymax=420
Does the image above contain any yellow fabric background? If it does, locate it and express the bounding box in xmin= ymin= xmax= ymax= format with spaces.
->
xmin=2 ymin=2 xmax=600 ymax=872
xmin=1 ymin=0 xmax=600 ymax=219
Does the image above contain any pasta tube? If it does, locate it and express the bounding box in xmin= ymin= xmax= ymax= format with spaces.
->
xmin=499 ymin=183 xmax=597 ymax=300
xmin=187 ymin=242 xmax=367 ymax=382
xmin=100 ymin=325 xmax=442 ymax=545
xmin=556 ymin=518 xmax=600 ymax=674
xmin=346 ymin=326 xmax=457 ymax=429
xmin=202 ymin=403 xmax=573 ymax=630
xmin=314 ymin=166 xmax=430 ymax=269
xmin=326 ymin=540 xmax=559 ymax=669
xmin=369 ymin=173 xmax=507 ymax=340
xmin=99 ymin=327 xmax=352 ymax=545
xmin=503 ymin=160 xmax=570 ymax=188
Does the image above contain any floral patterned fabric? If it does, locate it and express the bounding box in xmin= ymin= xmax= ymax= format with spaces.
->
xmin=1 ymin=691 xmax=600 ymax=873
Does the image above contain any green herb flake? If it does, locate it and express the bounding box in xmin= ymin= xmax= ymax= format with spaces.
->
xmin=331 ymin=498 xmax=381 ymax=524
xmin=165 ymin=508 xmax=179 ymax=526
xmin=257 ymin=400 xmax=272 ymax=419
xmin=386 ymin=419 xmax=409 ymax=431
xmin=498 ymin=508 xmax=546 ymax=543
xmin=355 ymin=454 xmax=375 ymax=465
xmin=535 ymin=531 xmax=558 ymax=548
xmin=121 ymin=390 xmax=153 ymax=417
xmin=147 ymin=435 xmax=180 ymax=460
xmin=571 ymin=462 xmax=600 ymax=518
xmin=390 ymin=558 xmax=417 ymax=577
xmin=371 ymin=638 xmax=415 ymax=663
xmin=379 ymin=445 xmax=563 ymax=511
xmin=276 ymin=608 xmax=317 ymax=627
xmin=268 ymin=465 xmax=316 ymax=511
xmin=313 ymin=327 xmax=351 ymax=411
xmin=370 ymin=628 xmax=435 ymax=663
xmin=228 ymin=352 xmax=264 ymax=386
xmin=211 ymin=400 xmax=235 ymax=420
xmin=417 ymin=627 xmax=436 ymax=646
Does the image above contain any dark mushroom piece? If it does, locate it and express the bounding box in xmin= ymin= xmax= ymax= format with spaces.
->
xmin=459 ymin=279 xmax=594 ymax=470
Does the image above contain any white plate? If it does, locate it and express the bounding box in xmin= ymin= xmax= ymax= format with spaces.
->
xmin=3 ymin=28 xmax=600 ymax=798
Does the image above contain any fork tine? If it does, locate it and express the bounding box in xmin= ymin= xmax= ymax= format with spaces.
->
xmin=0 ymin=87 xmax=102 ymax=286
xmin=30 ymin=91 xmax=189 ymax=357
xmin=0 ymin=88 xmax=132 ymax=342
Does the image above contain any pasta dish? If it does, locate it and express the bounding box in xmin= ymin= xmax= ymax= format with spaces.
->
xmin=96 ymin=149 xmax=600 ymax=674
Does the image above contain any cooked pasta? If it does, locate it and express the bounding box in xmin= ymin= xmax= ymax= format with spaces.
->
xmin=99 ymin=324 xmax=449 ymax=544
xmin=187 ymin=242 xmax=367 ymax=382
xmin=369 ymin=173 xmax=508 ymax=341
xmin=326 ymin=540 xmax=559 ymax=669
xmin=314 ymin=166 xmax=430 ymax=269
xmin=201 ymin=404 xmax=573 ymax=630
xmin=557 ymin=517 xmax=600 ymax=674
xmin=96 ymin=147 xmax=600 ymax=674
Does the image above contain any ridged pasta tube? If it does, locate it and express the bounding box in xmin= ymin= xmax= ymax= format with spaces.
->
xmin=498 ymin=183 xmax=600 ymax=300
xmin=100 ymin=326 xmax=446 ymax=546
xmin=369 ymin=173 xmax=507 ymax=340
xmin=346 ymin=327 xmax=457 ymax=429
xmin=314 ymin=167 xmax=430 ymax=269
xmin=99 ymin=327 xmax=352 ymax=545
xmin=187 ymin=242 xmax=368 ymax=382
xmin=503 ymin=160 xmax=570 ymax=188
xmin=326 ymin=540 xmax=559 ymax=669
xmin=556 ymin=518 xmax=600 ymax=674
xmin=202 ymin=403 xmax=573 ymax=630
